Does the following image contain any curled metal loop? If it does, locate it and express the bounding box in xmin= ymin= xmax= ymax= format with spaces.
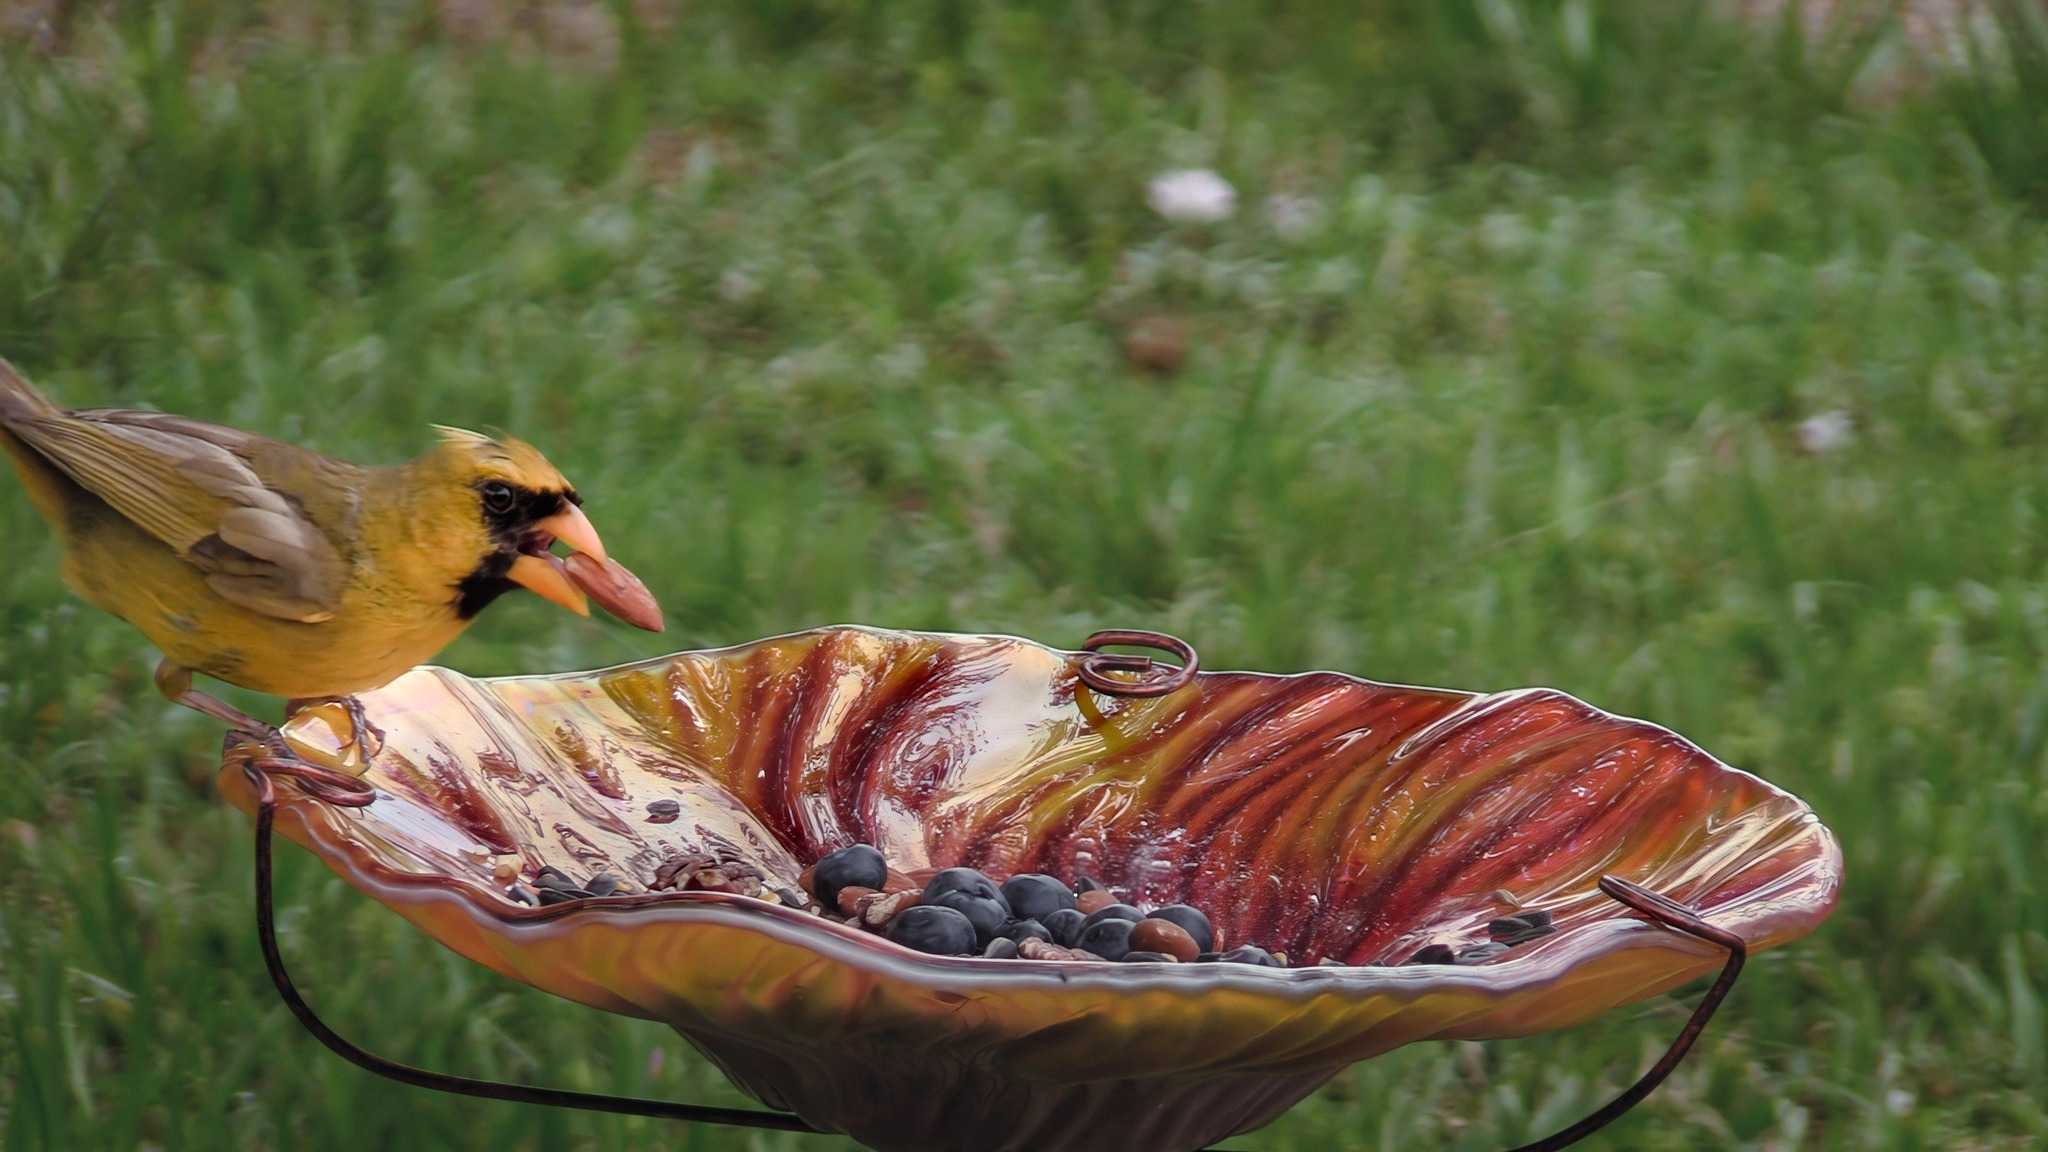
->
xmin=242 ymin=755 xmax=378 ymax=808
xmin=229 ymin=735 xmax=379 ymax=810
xmin=1076 ymin=630 xmax=1199 ymax=698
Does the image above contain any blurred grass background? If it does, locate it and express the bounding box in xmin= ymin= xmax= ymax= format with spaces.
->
xmin=2 ymin=1 xmax=2046 ymax=1149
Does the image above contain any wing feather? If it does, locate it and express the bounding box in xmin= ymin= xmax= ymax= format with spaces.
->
xmin=6 ymin=408 xmax=350 ymax=622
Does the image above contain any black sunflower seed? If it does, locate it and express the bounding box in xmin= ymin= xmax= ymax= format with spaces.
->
xmin=533 ymin=866 xmax=580 ymax=892
xmin=1487 ymin=914 xmax=1557 ymax=945
xmin=1405 ymin=943 xmax=1457 ymax=966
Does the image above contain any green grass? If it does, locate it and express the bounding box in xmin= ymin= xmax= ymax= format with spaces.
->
xmin=2 ymin=2 xmax=2046 ymax=1149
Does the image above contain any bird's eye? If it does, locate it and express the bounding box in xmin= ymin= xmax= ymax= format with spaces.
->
xmin=481 ymin=481 xmax=516 ymax=515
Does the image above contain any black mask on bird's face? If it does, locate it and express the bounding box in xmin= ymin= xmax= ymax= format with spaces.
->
xmin=431 ymin=426 xmax=659 ymax=631
xmin=453 ymin=478 xmax=605 ymax=620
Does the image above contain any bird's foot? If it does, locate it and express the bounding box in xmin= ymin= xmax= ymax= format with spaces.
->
xmin=154 ymin=660 xmax=283 ymax=751
xmin=283 ymin=694 xmax=385 ymax=761
xmin=182 ymin=692 xmax=282 ymax=747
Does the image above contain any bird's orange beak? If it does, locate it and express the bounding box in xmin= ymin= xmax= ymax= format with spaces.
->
xmin=506 ymin=504 xmax=664 ymax=632
xmin=507 ymin=552 xmax=589 ymax=616
xmin=538 ymin=504 xmax=607 ymax=564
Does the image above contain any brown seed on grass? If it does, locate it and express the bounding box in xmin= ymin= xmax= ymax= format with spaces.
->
xmin=1122 ymin=314 xmax=1189 ymax=376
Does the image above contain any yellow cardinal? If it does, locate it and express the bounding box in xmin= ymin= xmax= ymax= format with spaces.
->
xmin=0 ymin=358 xmax=662 ymax=738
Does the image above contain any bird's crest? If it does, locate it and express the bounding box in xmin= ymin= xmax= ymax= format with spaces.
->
xmin=430 ymin=424 xmax=572 ymax=493
xmin=432 ymin=423 xmax=495 ymax=447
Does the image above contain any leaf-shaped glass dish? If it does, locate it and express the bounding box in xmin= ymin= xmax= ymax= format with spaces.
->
xmin=218 ymin=627 xmax=1840 ymax=1152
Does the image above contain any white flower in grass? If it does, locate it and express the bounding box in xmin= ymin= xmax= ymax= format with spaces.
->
xmin=1796 ymin=410 xmax=1853 ymax=455
xmin=1147 ymin=169 xmax=1236 ymax=224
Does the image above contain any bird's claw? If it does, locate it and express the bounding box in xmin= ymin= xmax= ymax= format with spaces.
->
xmin=283 ymin=694 xmax=385 ymax=761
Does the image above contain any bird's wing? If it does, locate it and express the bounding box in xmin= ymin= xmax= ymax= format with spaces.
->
xmin=6 ymin=407 xmax=353 ymax=622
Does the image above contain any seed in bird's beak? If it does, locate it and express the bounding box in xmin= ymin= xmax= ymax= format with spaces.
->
xmin=508 ymin=552 xmax=590 ymax=616
xmin=562 ymin=552 xmax=664 ymax=632
xmin=536 ymin=504 xmax=606 ymax=563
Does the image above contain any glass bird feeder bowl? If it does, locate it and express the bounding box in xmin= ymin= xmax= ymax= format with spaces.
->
xmin=219 ymin=627 xmax=1840 ymax=1152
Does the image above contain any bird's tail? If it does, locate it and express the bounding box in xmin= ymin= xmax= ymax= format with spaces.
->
xmin=0 ymin=358 xmax=60 ymax=425
xmin=0 ymin=358 xmax=81 ymax=532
